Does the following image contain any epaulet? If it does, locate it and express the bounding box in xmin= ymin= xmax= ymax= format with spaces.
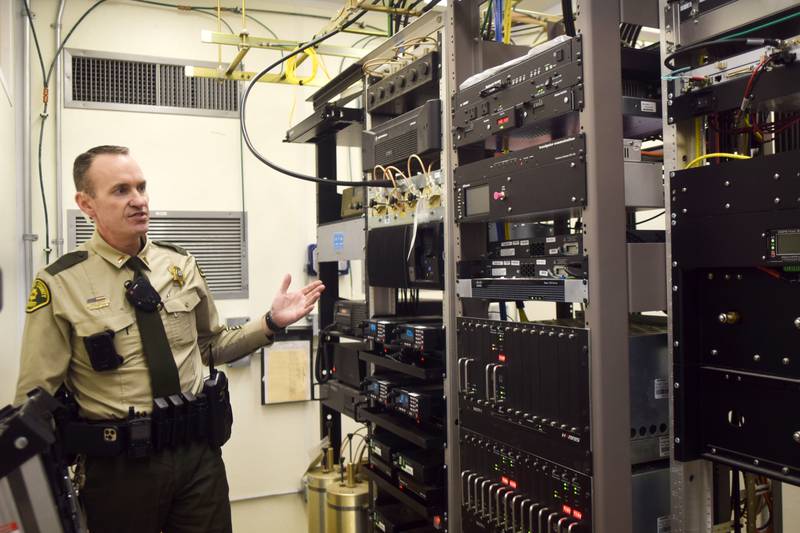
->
xmin=152 ymin=241 xmax=189 ymax=256
xmin=45 ymin=251 xmax=89 ymax=276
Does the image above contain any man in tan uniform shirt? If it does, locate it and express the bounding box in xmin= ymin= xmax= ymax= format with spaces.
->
xmin=15 ymin=145 xmax=324 ymax=533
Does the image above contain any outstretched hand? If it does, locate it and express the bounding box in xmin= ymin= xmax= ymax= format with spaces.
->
xmin=269 ymin=274 xmax=325 ymax=329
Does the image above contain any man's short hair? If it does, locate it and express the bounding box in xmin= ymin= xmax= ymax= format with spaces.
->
xmin=73 ymin=145 xmax=130 ymax=194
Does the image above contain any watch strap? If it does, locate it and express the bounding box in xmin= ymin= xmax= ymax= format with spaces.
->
xmin=265 ymin=310 xmax=286 ymax=335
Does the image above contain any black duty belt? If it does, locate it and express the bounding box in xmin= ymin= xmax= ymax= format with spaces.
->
xmin=60 ymin=387 xmax=229 ymax=458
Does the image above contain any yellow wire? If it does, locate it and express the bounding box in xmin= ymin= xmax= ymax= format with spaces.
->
xmin=684 ymin=153 xmax=751 ymax=168
xmin=502 ymin=0 xmax=513 ymax=45
xmin=285 ymin=47 xmax=320 ymax=85
xmin=744 ymin=114 xmax=763 ymax=143
xmin=384 ymin=165 xmax=408 ymax=181
xmin=407 ymin=154 xmax=427 ymax=178
xmin=241 ymin=0 xmax=246 ymax=30
xmin=288 ymin=90 xmax=297 ymax=128
xmin=694 ymin=117 xmax=703 ymax=159
xmin=374 ymin=165 xmax=396 ymax=188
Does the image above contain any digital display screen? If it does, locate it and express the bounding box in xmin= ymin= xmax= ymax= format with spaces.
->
xmin=465 ymin=185 xmax=490 ymax=216
xmin=396 ymin=393 xmax=409 ymax=407
xmin=405 ymin=328 xmax=414 ymax=338
xmin=777 ymin=233 xmax=800 ymax=255
xmin=369 ymin=323 xmax=377 ymax=333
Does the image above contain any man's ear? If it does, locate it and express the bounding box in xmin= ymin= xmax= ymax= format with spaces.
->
xmin=75 ymin=191 xmax=96 ymax=221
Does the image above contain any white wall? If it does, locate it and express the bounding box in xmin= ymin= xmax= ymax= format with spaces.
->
xmin=0 ymin=0 xmax=22 ymax=407
xmin=8 ymin=1 xmax=382 ymax=530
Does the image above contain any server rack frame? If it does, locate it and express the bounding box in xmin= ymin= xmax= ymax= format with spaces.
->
xmin=659 ymin=1 xmax=798 ymax=531
xmin=443 ymin=2 xmax=635 ymax=533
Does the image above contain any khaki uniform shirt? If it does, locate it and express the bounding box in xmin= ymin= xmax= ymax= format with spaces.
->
xmin=15 ymin=231 xmax=271 ymax=420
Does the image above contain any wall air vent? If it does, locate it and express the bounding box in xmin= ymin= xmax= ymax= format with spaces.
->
xmin=65 ymin=49 xmax=239 ymax=118
xmin=68 ymin=210 xmax=248 ymax=299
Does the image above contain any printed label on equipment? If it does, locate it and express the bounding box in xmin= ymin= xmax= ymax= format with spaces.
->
xmin=371 ymin=444 xmax=382 ymax=458
xmin=333 ymin=232 xmax=345 ymax=251
xmin=659 ymin=436 xmax=671 ymax=458
xmin=536 ymin=259 xmax=546 ymax=265
xmin=401 ymin=463 xmax=415 ymax=475
xmin=641 ymin=100 xmax=657 ymax=113
xmin=548 ymin=248 xmax=559 ymax=255
xmin=501 ymin=248 xmax=516 ymax=257
xmin=654 ymin=378 xmax=669 ymax=399
xmin=657 ymin=515 xmax=671 ymax=533
xmin=376 ymin=520 xmax=386 ymax=532
xmin=492 ymin=268 xmax=508 ymax=276
xmin=539 ymin=270 xmax=550 ymax=277
xmin=546 ymin=237 xmax=557 ymax=243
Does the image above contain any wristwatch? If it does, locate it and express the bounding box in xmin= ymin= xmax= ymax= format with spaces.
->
xmin=265 ymin=310 xmax=286 ymax=335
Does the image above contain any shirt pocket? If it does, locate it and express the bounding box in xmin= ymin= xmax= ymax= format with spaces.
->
xmin=73 ymin=313 xmax=139 ymax=364
xmin=162 ymin=289 xmax=201 ymax=348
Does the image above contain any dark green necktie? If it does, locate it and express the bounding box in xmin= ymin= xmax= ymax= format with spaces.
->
xmin=126 ymin=256 xmax=181 ymax=399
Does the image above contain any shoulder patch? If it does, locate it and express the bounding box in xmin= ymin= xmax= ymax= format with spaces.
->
xmin=153 ymin=241 xmax=188 ymax=256
xmin=45 ymin=250 xmax=89 ymax=276
xmin=26 ymin=278 xmax=51 ymax=313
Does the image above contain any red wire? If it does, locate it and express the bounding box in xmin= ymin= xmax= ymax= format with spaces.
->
xmin=742 ymin=56 xmax=768 ymax=107
xmin=757 ymin=266 xmax=781 ymax=280
xmin=774 ymin=114 xmax=800 ymax=134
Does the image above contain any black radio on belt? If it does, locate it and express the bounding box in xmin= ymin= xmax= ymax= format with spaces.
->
xmin=126 ymin=407 xmax=153 ymax=459
xmin=204 ymin=352 xmax=233 ymax=448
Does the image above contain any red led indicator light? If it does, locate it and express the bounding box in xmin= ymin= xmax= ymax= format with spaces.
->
xmin=501 ymin=476 xmax=509 ymax=485
xmin=509 ymin=480 xmax=518 ymax=489
xmin=433 ymin=516 xmax=442 ymax=527
xmin=573 ymin=510 xmax=583 ymax=520
xmin=562 ymin=505 xmax=572 ymax=515
xmin=497 ymin=116 xmax=510 ymax=126
xmin=498 ymin=354 xmax=507 ymax=362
